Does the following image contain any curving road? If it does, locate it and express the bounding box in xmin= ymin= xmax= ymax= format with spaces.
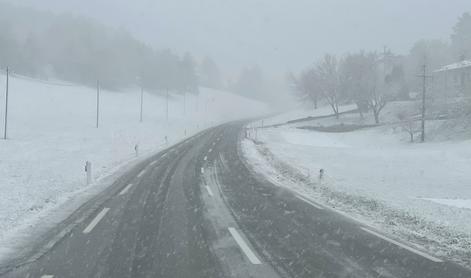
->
xmin=1 ymin=122 xmax=470 ymax=278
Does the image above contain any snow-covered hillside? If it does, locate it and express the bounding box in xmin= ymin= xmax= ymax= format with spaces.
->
xmin=243 ymin=104 xmax=471 ymax=266
xmin=0 ymin=73 xmax=268 ymax=260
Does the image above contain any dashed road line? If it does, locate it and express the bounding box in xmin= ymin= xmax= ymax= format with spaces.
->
xmin=201 ymin=168 xmax=205 ymax=174
xmin=119 ymin=184 xmax=134 ymax=195
xmin=137 ymin=169 xmax=146 ymax=178
xmin=204 ymin=156 xmax=208 ymax=161
xmin=149 ymin=161 xmax=157 ymax=166
xmin=205 ymin=185 xmax=214 ymax=197
xmin=361 ymin=227 xmax=443 ymax=263
xmin=83 ymin=208 xmax=110 ymax=234
xmin=296 ymin=195 xmax=324 ymax=210
xmin=228 ymin=227 xmax=262 ymax=265
xmin=209 ymin=148 xmax=213 ymax=153
xmin=41 ymin=275 xmax=54 ymax=278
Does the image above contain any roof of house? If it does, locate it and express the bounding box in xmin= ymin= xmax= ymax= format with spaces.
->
xmin=435 ymin=60 xmax=471 ymax=73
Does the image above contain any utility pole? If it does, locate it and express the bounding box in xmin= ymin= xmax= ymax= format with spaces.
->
xmin=96 ymin=80 xmax=100 ymax=128
xmin=140 ymin=86 xmax=144 ymax=123
xmin=196 ymin=93 xmax=199 ymax=112
xmin=183 ymin=92 xmax=186 ymax=115
xmin=382 ymin=46 xmax=388 ymax=78
xmin=166 ymin=89 xmax=169 ymax=123
xmin=417 ymin=64 xmax=433 ymax=143
xmin=3 ymin=67 xmax=9 ymax=140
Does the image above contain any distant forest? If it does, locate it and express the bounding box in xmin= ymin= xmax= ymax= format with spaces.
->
xmin=0 ymin=2 xmax=221 ymax=94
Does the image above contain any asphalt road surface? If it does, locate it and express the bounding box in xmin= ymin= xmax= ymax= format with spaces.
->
xmin=1 ymin=122 xmax=470 ymax=278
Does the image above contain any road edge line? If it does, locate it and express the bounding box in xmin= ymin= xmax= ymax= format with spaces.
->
xmin=228 ymin=227 xmax=262 ymax=265
xmin=82 ymin=208 xmax=110 ymax=234
xmin=296 ymin=195 xmax=324 ymax=210
xmin=361 ymin=227 xmax=443 ymax=263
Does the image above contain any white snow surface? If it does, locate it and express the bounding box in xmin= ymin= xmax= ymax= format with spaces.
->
xmin=0 ymin=73 xmax=268 ymax=261
xmin=242 ymin=105 xmax=471 ymax=266
xmin=418 ymin=198 xmax=471 ymax=210
xmin=253 ymin=127 xmax=471 ymax=209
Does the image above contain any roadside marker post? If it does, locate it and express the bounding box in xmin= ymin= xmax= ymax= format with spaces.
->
xmin=319 ymin=169 xmax=325 ymax=186
xmin=85 ymin=161 xmax=93 ymax=185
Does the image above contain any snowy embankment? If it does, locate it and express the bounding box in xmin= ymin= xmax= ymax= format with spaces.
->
xmin=0 ymin=73 xmax=268 ymax=260
xmin=242 ymin=103 xmax=471 ymax=267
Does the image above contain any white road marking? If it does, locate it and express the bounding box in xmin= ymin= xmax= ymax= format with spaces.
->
xmin=209 ymin=148 xmax=213 ymax=153
xmin=228 ymin=227 xmax=262 ymax=265
xmin=83 ymin=208 xmax=110 ymax=234
xmin=212 ymin=142 xmax=216 ymax=146
xmin=162 ymin=153 xmax=167 ymax=158
xmin=41 ymin=275 xmax=54 ymax=278
xmin=149 ymin=161 xmax=157 ymax=166
xmin=296 ymin=195 xmax=324 ymax=210
xmin=361 ymin=227 xmax=443 ymax=263
xmin=137 ymin=169 xmax=146 ymax=178
xmin=204 ymin=156 xmax=208 ymax=161
xmin=219 ymin=153 xmax=229 ymax=172
xmin=201 ymin=168 xmax=205 ymax=174
xmin=119 ymin=184 xmax=134 ymax=195
xmin=205 ymin=186 xmax=214 ymax=197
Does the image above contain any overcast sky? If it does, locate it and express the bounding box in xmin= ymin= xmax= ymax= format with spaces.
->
xmin=7 ymin=0 xmax=471 ymax=75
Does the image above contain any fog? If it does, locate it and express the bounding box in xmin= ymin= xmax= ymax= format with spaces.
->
xmin=3 ymin=2 xmax=471 ymax=277
xmin=1 ymin=0 xmax=471 ymax=105
xmin=6 ymin=0 xmax=471 ymax=74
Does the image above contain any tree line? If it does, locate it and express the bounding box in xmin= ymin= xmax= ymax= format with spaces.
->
xmin=290 ymin=12 xmax=471 ymax=124
xmin=0 ymin=3 xmax=224 ymax=94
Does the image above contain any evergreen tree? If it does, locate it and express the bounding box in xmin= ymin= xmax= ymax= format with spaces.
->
xmin=451 ymin=12 xmax=471 ymax=60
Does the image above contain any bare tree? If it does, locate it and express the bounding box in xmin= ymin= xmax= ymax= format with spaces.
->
xmin=289 ymin=68 xmax=321 ymax=110
xmin=317 ymin=54 xmax=342 ymax=119
xmin=368 ymin=85 xmax=388 ymax=124
xmin=340 ymin=52 xmax=371 ymax=118
xmin=365 ymin=52 xmax=391 ymax=124
xmin=303 ymin=68 xmax=322 ymax=109
xmin=340 ymin=51 xmax=388 ymax=124
xmin=287 ymin=72 xmax=309 ymax=107
xmin=396 ymin=111 xmax=419 ymax=142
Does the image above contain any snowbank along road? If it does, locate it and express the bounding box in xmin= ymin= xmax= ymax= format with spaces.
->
xmin=1 ymin=122 xmax=470 ymax=278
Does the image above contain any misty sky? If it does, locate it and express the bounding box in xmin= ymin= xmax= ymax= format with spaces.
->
xmin=6 ymin=0 xmax=471 ymax=74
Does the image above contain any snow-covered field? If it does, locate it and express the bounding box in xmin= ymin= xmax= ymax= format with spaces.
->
xmin=242 ymin=104 xmax=471 ymax=266
xmin=0 ymin=73 xmax=268 ymax=261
